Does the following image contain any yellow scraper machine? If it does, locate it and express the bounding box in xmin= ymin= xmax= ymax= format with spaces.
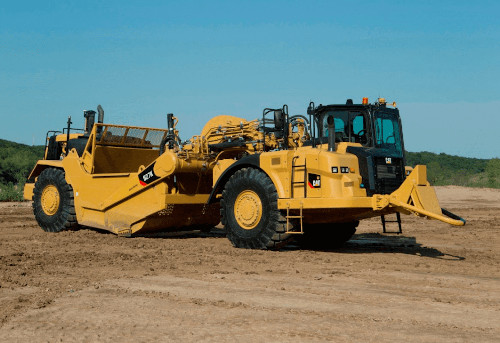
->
xmin=24 ymin=99 xmax=465 ymax=249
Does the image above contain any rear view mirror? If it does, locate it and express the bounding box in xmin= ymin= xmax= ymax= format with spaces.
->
xmin=274 ymin=110 xmax=284 ymax=130
xmin=307 ymin=102 xmax=315 ymax=115
xmin=327 ymin=115 xmax=335 ymax=152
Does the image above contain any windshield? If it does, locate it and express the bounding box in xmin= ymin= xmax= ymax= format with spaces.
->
xmin=320 ymin=110 xmax=371 ymax=146
xmin=374 ymin=111 xmax=403 ymax=154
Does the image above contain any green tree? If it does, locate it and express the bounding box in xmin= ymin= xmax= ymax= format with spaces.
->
xmin=486 ymin=158 xmax=500 ymax=188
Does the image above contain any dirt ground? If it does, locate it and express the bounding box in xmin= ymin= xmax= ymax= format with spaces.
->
xmin=0 ymin=186 xmax=499 ymax=342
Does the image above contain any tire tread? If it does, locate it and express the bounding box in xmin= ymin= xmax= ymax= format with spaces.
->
xmin=221 ymin=168 xmax=292 ymax=250
xmin=32 ymin=168 xmax=79 ymax=232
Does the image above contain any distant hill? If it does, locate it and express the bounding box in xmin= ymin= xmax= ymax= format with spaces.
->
xmin=0 ymin=139 xmax=45 ymax=184
xmin=405 ymin=151 xmax=499 ymax=188
xmin=0 ymin=139 xmax=44 ymax=200
xmin=0 ymin=138 xmax=498 ymax=201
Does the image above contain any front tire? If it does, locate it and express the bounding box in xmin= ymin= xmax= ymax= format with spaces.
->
xmin=221 ymin=168 xmax=291 ymax=249
xmin=33 ymin=168 xmax=78 ymax=232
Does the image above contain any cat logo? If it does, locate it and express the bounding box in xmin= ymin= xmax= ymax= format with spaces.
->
xmin=385 ymin=157 xmax=392 ymax=164
xmin=308 ymin=173 xmax=321 ymax=188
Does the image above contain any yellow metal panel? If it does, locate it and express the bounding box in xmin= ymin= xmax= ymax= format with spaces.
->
xmin=278 ymin=197 xmax=373 ymax=210
xmin=303 ymin=149 xmax=321 ymax=198
xmin=165 ymin=194 xmax=210 ymax=204
xmin=260 ymin=150 xmax=295 ymax=198
xmin=305 ymin=147 xmax=364 ymax=199
xmin=92 ymin=146 xmax=158 ymax=174
xmin=78 ymin=208 xmax=107 ymax=231
xmin=23 ymin=183 xmax=34 ymax=201
xmin=259 ymin=146 xmax=367 ymax=200
xmin=212 ymin=159 xmax=236 ymax=187
xmin=415 ymin=165 xmax=428 ymax=186
xmin=55 ymin=133 xmax=84 ymax=142
xmin=413 ymin=185 xmax=442 ymax=214
xmin=335 ymin=142 xmax=363 ymax=154
xmin=27 ymin=160 xmax=64 ymax=180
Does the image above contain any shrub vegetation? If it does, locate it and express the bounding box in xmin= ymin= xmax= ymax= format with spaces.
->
xmin=405 ymin=151 xmax=500 ymax=188
xmin=0 ymin=138 xmax=498 ymax=201
xmin=0 ymin=139 xmax=44 ymax=201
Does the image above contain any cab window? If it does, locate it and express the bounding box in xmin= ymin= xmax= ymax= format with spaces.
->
xmin=374 ymin=112 xmax=402 ymax=154
xmin=321 ymin=111 xmax=370 ymax=146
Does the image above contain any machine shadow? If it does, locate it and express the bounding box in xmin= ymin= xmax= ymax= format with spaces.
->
xmin=288 ymin=233 xmax=465 ymax=260
xmin=136 ymin=228 xmax=227 ymax=239
xmin=105 ymin=227 xmax=463 ymax=261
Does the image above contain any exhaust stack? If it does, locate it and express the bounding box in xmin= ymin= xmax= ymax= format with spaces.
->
xmin=327 ymin=115 xmax=335 ymax=152
xmin=84 ymin=110 xmax=96 ymax=134
xmin=97 ymin=105 xmax=104 ymax=123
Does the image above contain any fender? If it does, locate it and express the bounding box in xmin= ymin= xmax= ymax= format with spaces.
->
xmin=24 ymin=160 xmax=64 ymax=201
xmin=207 ymin=154 xmax=261 ymax=204
xmin=27 ymin=160 xmax=64 ymax=182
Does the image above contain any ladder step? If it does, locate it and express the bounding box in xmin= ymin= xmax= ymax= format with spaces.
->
xmin=286 ymin=204 xmax=304 ymax=234
xmin=381 ymin=213 xmax=402 ymax=234
xmin=290 ymin=157 xmax=307 ymax=199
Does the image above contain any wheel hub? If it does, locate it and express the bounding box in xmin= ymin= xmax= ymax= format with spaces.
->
xmin=234 ymin=190 xmax=262 ymax=230
xmin=41 ymin=185 xmax=60 ymax=216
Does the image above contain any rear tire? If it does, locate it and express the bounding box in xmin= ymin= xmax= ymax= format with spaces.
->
xmin=221 ymin=168 xmax=291 ymax=250
xmin=33 ymin=168 xmax=78 ymax=232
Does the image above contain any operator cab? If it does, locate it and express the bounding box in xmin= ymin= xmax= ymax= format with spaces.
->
xmin=315 ymin=100 xmax=403 ymax=155
xmin=311 ymin=98 xmax=406 ymax=195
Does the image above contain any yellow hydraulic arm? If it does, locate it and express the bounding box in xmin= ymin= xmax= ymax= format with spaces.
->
xmin=373 ymin=165 xmax=466 ymax=226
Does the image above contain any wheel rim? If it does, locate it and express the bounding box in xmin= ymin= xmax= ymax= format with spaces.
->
xmin=41 ymin=185 xmax=60 ymax=216
xmin=234 ymin=190 xmax=263 ymax=230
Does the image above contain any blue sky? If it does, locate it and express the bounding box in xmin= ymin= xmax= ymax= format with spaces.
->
xmin=1 ymin=0 xmax=498 ymax=158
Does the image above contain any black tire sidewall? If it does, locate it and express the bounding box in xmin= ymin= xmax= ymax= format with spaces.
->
xmin=224 ymin=171 xmax=276 ymax=240
xmin=33 ymin=168 xmax=72 ymax=232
